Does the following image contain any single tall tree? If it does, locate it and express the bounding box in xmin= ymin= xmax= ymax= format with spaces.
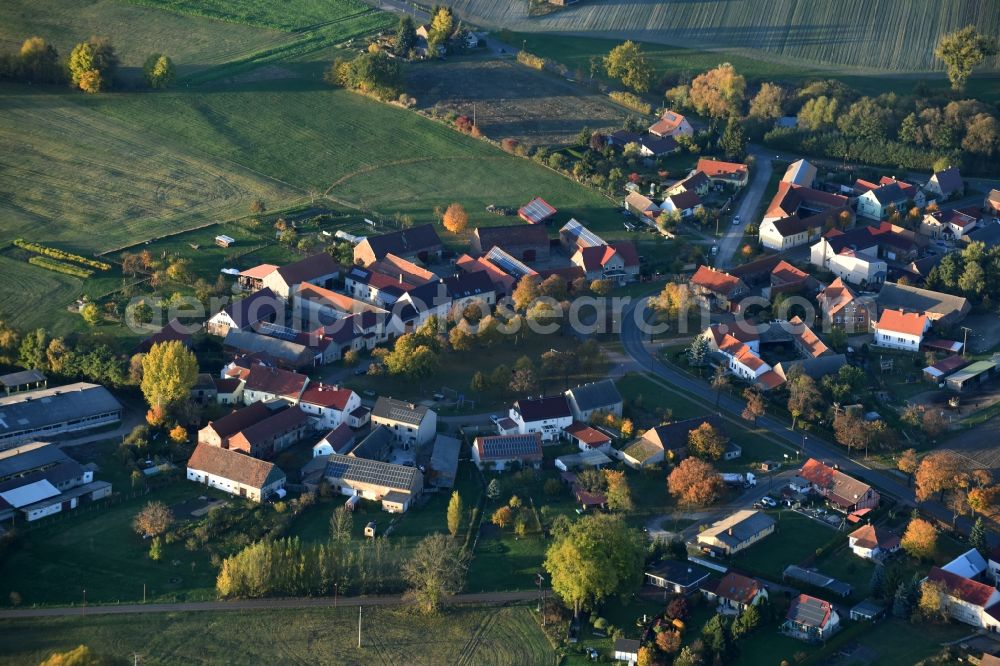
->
xmin=604 ymin=469 xmax=634 ymax=512
xmin=402 ymin=533 xmax=469 ymax=613
xmin=668 ymin=458 xmax=724 ymax=506
xmin=915 ymin=450 xmax=963 ymax=502
xmin=446 ymin=491 xmax=463 ymax=537
xmin=442 ymin=202 xmax=468 ymax=233
xmin=133 ymin=501 xmax=173 ymax=538
xmin=143 ymin=53 xmax=175 ymax=89
xmin=140 ymin=341 xmax=198 ymax=411
xmin=935 ymin=26 xmax=998 ymax=91
xmin=741 ymin=387 xmax=765 ymax=425
xmin=901 ymin=517 xmax=937 ymax=560
xmin=687 ymin=422 xmax=728 ymax=461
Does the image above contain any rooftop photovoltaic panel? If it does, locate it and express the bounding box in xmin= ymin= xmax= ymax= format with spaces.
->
xmin=388 ymin=407 xmax=420 ymax=425
xmin=561 ymin=219 xmax=605 ymax=248
xmin=325 ymin=455 xmax=418 ymax=489
xmin=257 ymin=322 xmax=301 ymax=341
xmin=518 ymin=197 xmax=557 ymax=224
xmin=791 ymin=596 xmax=829 ymax=627
xmin=486 ymin=247 xmax=536 ymax=279
xmin=480 ymin=434 xmax=540 ymax=458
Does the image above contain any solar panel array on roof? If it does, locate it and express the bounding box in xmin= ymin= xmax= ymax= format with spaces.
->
xmin=325 ymin=454 xmax=418 ymax=489
xmin=790 ymin=596 xmax=830 ymax=628
xmin=519 ymin=198 xmax=556 ymax=224
xmin=480 ymin=434 xmax=540 ymax=459
xmin=257 ymin=322 xmax=301 ymax=342
xmin=486 ymin=247 xmax=535 ymax=279
xmin=562 ymin=219 xmax=605 ymax=248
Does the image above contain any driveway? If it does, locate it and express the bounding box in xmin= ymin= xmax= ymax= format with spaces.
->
xmin=715 ymin=153 xmax=773 ymax=269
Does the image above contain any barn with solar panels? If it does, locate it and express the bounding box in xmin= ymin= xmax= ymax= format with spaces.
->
xmin=518 ymin=197 xmax=557 ymax=225
xmin=471 ymin=433 xmax=543 ymax=470
xmin=322 ymin=454 xmax=424 ymax=513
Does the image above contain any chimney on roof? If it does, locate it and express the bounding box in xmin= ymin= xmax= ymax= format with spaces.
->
xmin=728 ymin=527 xmax=734 ymax=536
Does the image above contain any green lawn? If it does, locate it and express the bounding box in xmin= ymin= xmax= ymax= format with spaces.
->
xmin=730 ymin=511 xmax=840 ymax=581
xmin=124 ymin=0 xmax=387 ymax=32
xmin=0 ymin=604 xmax=556 ymax=665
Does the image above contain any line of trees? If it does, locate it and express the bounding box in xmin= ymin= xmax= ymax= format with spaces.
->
xmin=1 ymin=35 xmax=175 ymax=92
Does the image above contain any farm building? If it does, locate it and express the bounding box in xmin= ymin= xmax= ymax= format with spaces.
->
xmin=624 ymin=191 xmax=659 ymax=218
xmin=471 ymin=433 xmax=543 ymax=470
xmin=346 ymin=425 xmax=394 ymax=462
xmin=876 ymin=282 xmax=970 ymax=327
xmin=782 ymin=159 xmax=817 ymax=187
xmin=0 ymin=369 xmax=46 ymax=395
xmin=262 ymin=253 xmax=341 ymax=300
xmin=946 ymin=361 xmax=997 ymax=392
xmin=238 ymin=264 xmax=278 ymax=292
xmin=223 ymin=328 xmax=324 ymax=370
xmin=198 ymin=401 xmax=280 ymax=448
xmin=0 ymin=442 xmax=112 ymax=522
xmin=206 ymin=288 xmax=280 ymax=337
xmin=427 ymin=435 xmax=461 ymax=488
xmin=227 ymin=405 xmax=313 ymax=459
xmin=518 ymin=197 xmax=557 ymax=225
xmin=353 ymin=224 xmax=443 ymax=266
xmin=565 ymin=379 xmax=623 ymax=421
xmin=554 ymin=448 xmax=612 ymax=472
xmin=783 ymin=565 xmax=853 ymax=598
xmin=0 ymin=382 xmax=123 ymax=450
xmin=322 ymin=454 xmax=423 ymax=513
xmin=136 ymin=318 xmax=193 ymax=354
xmin=562 ymin=422 xmax=612 ymax=452
xmin=186 ymin=443 xmax=286 ymax=502
xmin=215 ymin=234 xmax=235 ymax=247
xmin=471 ymin=224 xmax=550 ymax=262
xmin=924 ymin=355 xmax=971 ymax=382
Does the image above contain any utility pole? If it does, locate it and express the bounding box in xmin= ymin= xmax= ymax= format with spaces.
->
xmin=143 ymin=582 xmax=146 ymax=604
xmin=961 ymin=326 xmax=972 ymax=357
xmin=358 ymin=606 xmax=362 ymax=649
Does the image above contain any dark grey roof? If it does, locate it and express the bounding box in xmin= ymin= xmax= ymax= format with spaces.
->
xmin=362 ymin=224 xmax=442 ymax=261
xmin=768 ymin=214 xmax=809 ymax=237
xmin=614 ymin=639 xmax=641 ymax=654
xmin=701 ymin=510 xmax=775 ymax=549
xmin=0 ymin=442 xmax=70 ymax=481
xmin=513 ymin=395 xmax=571 ymax=422
xmin=639 ymin=134 xmax=678 ymax=155
xmin=646 ymin=560 xmax=711 ymax=587
xmin=0 ymin=370 xmax=46 ymax=389
xmin=566 ymin=379 xmax=622 ymax=413
xmin=444 ymin=271 xmax=495 ymax=299
xmin=877 ymin=282 xmax=970 ymax=321
xmin=323 ymin=454 xmax=420 ymax=491
xmin=372 ymin=397 xmax=429 ymax=426
xmin=349 ymin=425 xmax=394 ymax=461
xmin=274 ymin=253 xmax=340 ymax=286
xmin=867 ymin=182 xmax=907 ymax=206
xmin=429 ymin=435 xmax=460 ymax=487
xmin=474 ymin=224 xmax=549 ymax=251
xmin=223 ymin=329 xmax=316 ymax=367
xmin=775 ymin=354 xmax=847 ymax=381
xmin=0 ymin=383 xmax=122 ymax=441
xmin=850 ymin=598 xmax=885 ymax=618
xmin=220 ymin=288 xmax=280 ymax=328
xmin=784 ymin=565 xmax=852 ymax=597
xmin=932 ymin=166 xmax=963 ymax=194
xmin=966 ymin=224 xmax=1000 ymax=248
xmin=475 ymin=433 xmax=542 ymax=460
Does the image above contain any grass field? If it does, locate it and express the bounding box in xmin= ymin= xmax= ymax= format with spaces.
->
xmin=507 ymin=31 xmax=1000 ymax=103
xmin=0 ymin=604 xmax=556 ymax=665
xmin=730 ymin=511 xmax=839 ymax=581
xmin=453 ymin=0 xmax=1000 ymax=73
xmin=124 ymin=0 xmax=388 ymax=32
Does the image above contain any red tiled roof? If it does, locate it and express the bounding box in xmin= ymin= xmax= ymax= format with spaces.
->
xmin=711 ymin=572 xmax=762 ymax=605
xmin=705 ymin=323 xmax=759 ymax=347
xmin=757 ymin=370 xmax=785 ymax=390
xmin=692 ymin=265 xmax=743 ymax=298
xmin=876 ymin=309 xmax=928 ymax=337
xmin=187 ymin=443 xmax=284 ymax=489
xmin=649 ymin=109 xmax=687 ymax=135
xmin=771 ymin=260 xmax=809 ymax=285
xmin=696 ymin=158 xmax=748 ymax=181
xmin=300 ymin=384 xmax=354 ymax=410
xmin=564 ymin=421 xmax=611 ymax=448
xmin=800 ymin=458 xmax=874 ymax=508
xmin=787 ymin=316 xmax=829 ymax=358
xmin=848 ymin=524 xmax=900 ymax=550
xmin=611 ymin=241 xmax=639 ymax=268
xmin=244 ymin=364 xmax=308 ymax=397
xmin=818 ymin=278 xmax=858 ymax=317
xmin=240 ymin=264 xmax=278 ymax=280
xmin=927 ymin=567 xmax=999 ymax=608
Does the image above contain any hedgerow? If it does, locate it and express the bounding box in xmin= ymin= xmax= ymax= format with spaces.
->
xmin=28 ymin=256 xmax=94 ymax=279
xmin=14 ymin=239 xmax=110 ymax=271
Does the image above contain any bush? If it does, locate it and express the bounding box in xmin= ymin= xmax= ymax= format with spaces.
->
xmin=28 ymin=256 xmax=93 ymax=278
xmin=13 ymin=239 xmax=110 ymax=270
xmin=517 ymin=51 xmax=546 ymax=70
xmin=593 ymin=617 xmax=608 ymax=630
xmin=608 ymin=91 xmax=652 ymax=115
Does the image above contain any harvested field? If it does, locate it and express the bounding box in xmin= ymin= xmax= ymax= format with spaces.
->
xmin=407 ymin=58 xmax=631 ymax=146
xmin=440 ymin=0 xmax=1000 ymax=73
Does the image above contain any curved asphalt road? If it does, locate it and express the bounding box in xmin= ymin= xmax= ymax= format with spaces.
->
xmin=619 ymin=298 xmax=969 ymax=532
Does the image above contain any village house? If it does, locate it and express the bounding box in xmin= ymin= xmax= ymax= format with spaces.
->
xmin=717 ymin=333 xmax=774 ymax=385
xmin=817 ymin=278 xmax=872 ymax=333
xmin=471 ymin=224 xmax=550 ymax=262
xmin=664 ymin=171 xmax=710 ymax=198
xmin=986 ymin=189 xmax=1000 ymax=218
xmin=766 ymin=261 xmax=820 ymax=299
xmin=227 ymin=405 xmax=313 ymax=459
xmin=344 ymin=254 xmax=436 ymax=307
xmin=697 ymin=510 xmax=776 ymax=556
xmin=785 ymin=316 xmax=831 ymax=358
xmin=353 ymin=224 xmax=443 ymax=267
xmin=186 ymin=443 xmax=286 ymax=502
xmin=197 ymin=401 xmax=277 ymax=448
xmin=206 ymin=288 xmax=280 ymax=337
xmin=563 ymin=422 xmax=612 ymax=452
xmin=322 ymin=454 xmax=423 ymax=513
xmin=295 ymin=283 xmax=402 ymax=343
xmin=261 ymin=253 xmax=340 ymax=300
xmin=764 ymin=182 xmax=851 ymax=225
xmin=696 ymin=158 xmax=749 ymax=188
xmin=613 ymin=639 xmax=641 ymax=666
xmin=298 ymin=384 xmax=363 ymax=430
xmin=645 ymin=560 xmax=711 ymax=596
xmin=213 ymin=377 xmax=243 ymax=405
xmin=873 ymin=309 xmax=930 ymax=352
xmin=236 ymin=362 xmax=309 ymax=405
xmin=782 ymin=159 xmax=817 ymax=187
xmin=0 ymin=443 xmax=112 ymax=523
xmin=783 ymin=594 xmax=841 ymax=642
xmin=455 ymin=255 xmax=516 ymax=296
xmin=920 ymin=209 xmax=978 ymax=240
xmin=571 ymin=243 xmax=639 ymax=284
xmin=0 ymin=382 xmax=123 ymax=450
xmin=565 ymin=379 xmax=623 ymax=421
xmin=876 ymin=282 xmax=970 ymax=327
xmin=518 ymin=197 xmax=558 ymax=225
xmin=700 ymin=572 xmax=768 ymax=613
xmin=758 ymin=214 xmax=824 ymax=251
xmin=924 ymin=566 xmax=1000 ymax=630
xmin=443 ymin=271 xmax=497 ymax=309
xmin=799 ymin=458 xmax=879 ymax=512
xmin=648 ymin=109 xmax=693 ymax=137
xmin=624 ymin=191 xmax=660 ymax=219
xmin=312 ymin=423 xmax=356 ymax=458
xmin=855 ymin=177 xmax=925 ymax=220
xmin=371 ymin=396 xmax=437 ymax=448
xmin=223 ymin=328 xmax=326 ymax=370
xmin=471 ymin=432 xmax=543 ymax=471
xmin=660 ymin=190 xmax=703 ymax=218
xmin=691 ymin=265 xmax=748 ymax=312
xmin=622 ymin=415 xmax=727 ymax=469
xmin=509 ymin=395 xmax=573 ymax=443
xmin=925 ymin=166 xmax=964 ymax=199
xmin=809 ymin=228 xmax=888 ymax=287
xmin=347 ymin=425 xmax=395 ymax=462
xmin=847 ymin=525 xmax=899 ymax=562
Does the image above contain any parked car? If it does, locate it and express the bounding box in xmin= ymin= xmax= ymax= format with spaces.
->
xmin=732 ymin=215 xmax=741 ymax=225
xmin=759 ymin=496 xmax=778 ymax=508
